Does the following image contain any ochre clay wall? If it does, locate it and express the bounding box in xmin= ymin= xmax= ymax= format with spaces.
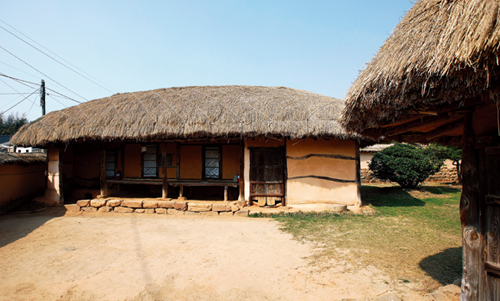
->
xmin=180 ymin=145 xmax=202 ymax=179
xmin=0 ymin=163 xmax=45 ymax=213
xmin=222 ymin=144 xmax=240 ymax=180
xmin=286 ymin=138 xmax=358 ymax=205
xmin=124 ymin=144 xmax=141 ymax=178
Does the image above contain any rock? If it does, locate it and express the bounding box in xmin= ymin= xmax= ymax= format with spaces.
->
xmin=185 ymin=211 xmax=199 ymax=215
xmin=64 ymin=204 xmax=80 ymax=212
xmin=188 ymin=203 xmax=212 ymax=212
xmin=135 ymin=209 xmax=145 ymax=213
xmin=155 ymin=208 xmax=167 ymax=214
xmin=98 ymin=206 xmax=112 ymax=213
xmin=76 ymin=200 xmax=90 ymax=207
xmin=90 ymin=199 xmax=107 ymax=208
xmin=121 ymin=200 xmax=143 ymax=208
xmin=375 ymin=294 xmax=402 ymax=301
xmin=81 ymin=207 xmax=97 ymax=212
xmin=107 ymin=199 xmax=122 ymax=207
xmin=219 ymin=212 xmax=234 ymax=216
xmin=236 ymin=200 xmax=246 ymax=207
xmin=158 ymin=201 xmax=175 ymax=208
xmin=327 ymin=204 xmax=347 ymax=213
xmin=114 ymin=207 xmax=134 ymax=213
xmin=143 ymin=201 xmax=158 ymax=208
xmin=144 ymin=209 xmax=155 ymax=214
xmin=201 ymin=211 xmax=219 ymax=216
xmin=235 ymin=209 xmax=249 ymax=217
xmin=177 ymin=197 xmax=187 ymax=201
xmin=168 ymin=209 xmax=184 ymax=215
xmin=231 ymin=205 xmax=240 ymax=212
xmin=174 ymin=202 xmax=188 ymax=211
xmin=212 ymin=204 xmax=231 ymax=212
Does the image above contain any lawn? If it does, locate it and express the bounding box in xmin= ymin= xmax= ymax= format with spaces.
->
xmin=257 ymin=184 xmax=463 ymax=290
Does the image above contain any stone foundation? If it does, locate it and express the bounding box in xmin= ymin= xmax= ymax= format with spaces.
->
xmin=75 ymin=199 xmax=248 ymax=216
xmin=361 ymin=166 xmax=459 ymax=184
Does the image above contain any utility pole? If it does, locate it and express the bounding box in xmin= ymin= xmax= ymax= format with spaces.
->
xmin=40 ymin=79 xmax=45 ymax=116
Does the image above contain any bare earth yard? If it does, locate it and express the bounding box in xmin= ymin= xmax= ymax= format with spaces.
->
xmin=0 ymin=209 xmax=445 ymax=301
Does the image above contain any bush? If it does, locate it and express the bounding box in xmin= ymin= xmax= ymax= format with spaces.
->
xmin=369 ymin=143 xmax=438 ymax=188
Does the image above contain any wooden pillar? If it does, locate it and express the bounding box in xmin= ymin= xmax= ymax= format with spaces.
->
xmin=283 ymin=137 xmax=287 ymax=206
xmin=100 ymin=149 xmax=108 ymax=197
xmin=176 ymin=142 xmax=180 ymax=180
xmin=460 ymin=111 xmax=481 ymax=300
xmin=224 ymin=186 xmax=228 ymax=202
xmin=355 ymin=140 xmax=362 ymax=207
xmin=239 ymin=139 xmax=245 ymax=202
xmin=162 ymin=143 xmax=168 ymax=199
xmin=179 ymin=186 xmax=184 ymax=198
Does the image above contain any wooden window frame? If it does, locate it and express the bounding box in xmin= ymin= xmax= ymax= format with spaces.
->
xmin=202 ymin=145 xmax=222 ymax=180
xmin=141 ymin=144 xmax=159 ymax=178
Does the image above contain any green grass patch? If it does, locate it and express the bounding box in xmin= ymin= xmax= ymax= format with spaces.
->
xmin=264 ymin=184 xmax=463 ymax=289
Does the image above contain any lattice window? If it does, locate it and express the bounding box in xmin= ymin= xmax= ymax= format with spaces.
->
xmin=204 ymin=146 xmax=220 ymax=179
xmin=105 ymin=150 xmax=116 ymax=178
xmin=142 ymin=145 xmax=157 ymax=178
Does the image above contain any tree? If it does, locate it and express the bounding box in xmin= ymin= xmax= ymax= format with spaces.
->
xmin=369 ymin=143 xmax=438 ymax=188
xmin=424 ymin=143 xmax=462 ymax=183
xmin=0 ymin=113 xmax=28 ymax=135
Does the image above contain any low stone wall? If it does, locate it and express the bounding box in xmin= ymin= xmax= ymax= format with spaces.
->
xmin=361 ymin=166 xmax=459 ymax=184
xmin=73 ymin=199 xmax=250 ymax=216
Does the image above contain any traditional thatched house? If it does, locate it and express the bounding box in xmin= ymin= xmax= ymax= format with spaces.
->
xmin=343 ymin=0 xmax=500 ymax=299
xmin=12 ymin=85 xmax=361 ymax=208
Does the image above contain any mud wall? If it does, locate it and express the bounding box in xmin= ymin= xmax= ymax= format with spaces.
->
xmin=0 ymin=162 xmax=46 ymax=213
xmin=286 ymin=138 xmax=358 ymax=205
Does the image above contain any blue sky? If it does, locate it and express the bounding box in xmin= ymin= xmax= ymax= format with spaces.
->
xmin=0 ymin=0 xmax=414 ymax=121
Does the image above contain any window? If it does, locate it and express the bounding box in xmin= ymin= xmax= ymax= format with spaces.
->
xmin=142 ymin=145 xmax=158 ymax=178
xmin=105 ymin=150 xmax=116 ymax=178
xmin=204 ymin=146 xmax=221 ymax=179
xmin=166 ymin=154 xmax=174 ymax=167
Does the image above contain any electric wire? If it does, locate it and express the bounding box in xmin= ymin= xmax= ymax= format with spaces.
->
xmin=1 ymin=88 xmax=39 ymax=114
xmin=0 ymin=45 xmax=86 ymax=103
xmin=0 ymin=60 xmax=40 ymax=80
xmin=0 ymin=23 xmax=115 ymax=94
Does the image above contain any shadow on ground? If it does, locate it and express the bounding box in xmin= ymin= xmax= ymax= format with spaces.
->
xmin=0 ymin=207 xmax=65 ymax=248
xmin=419 ymin=247 xmax=462 ymax=285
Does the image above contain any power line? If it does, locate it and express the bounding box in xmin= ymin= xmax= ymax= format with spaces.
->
xmin=0 ymin=60 xmax=40 ymax=80
xmin=0 ymin=20 xmax=117 ymax=94
xmin=0 ymin=45 xmax=87 ymax=102
xmin=0 ymin=88 xmax=39 ymax=115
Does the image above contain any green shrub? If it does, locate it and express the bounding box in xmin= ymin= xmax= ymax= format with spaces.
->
xmin=369 ymin=143 xmax=438 ymax=188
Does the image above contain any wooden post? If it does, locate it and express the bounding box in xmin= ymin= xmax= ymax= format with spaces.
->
xmin=162 ymin=143 xmax=168 ymax=199
xmin=239 ymin=139 xmax=245 ymax=202
xmin=59 ymin=148 xmax=64 ymax=204
xmin=179 ymin=186 xmax=184 ymax=198
xmin=460 ymin=111 xmax=481 ymax=300
xmin=355 ymin=140 xmax=362 ymax=207
xmin=224 ymin=186 xmax=228 ymax=202
xmin=283 ymin=137 xmax=287 ymax=206
xmin=100 ymin=149 xmax=108 ymax=197
xmin=176 ymin=142 xmax=180 ymax=180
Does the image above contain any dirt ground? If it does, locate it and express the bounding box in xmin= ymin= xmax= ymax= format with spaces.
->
xmin=0 ymin=210 xmax=451 ymax=301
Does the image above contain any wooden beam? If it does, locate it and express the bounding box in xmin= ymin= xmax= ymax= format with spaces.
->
xmin=355 ymin=140 xmax=362 ymax=207
xmin=100 ymin=149 xmax=108 ymax=197
xmin=425 ymin=117 xmax=464 ymax=140
xmin=459 ymin=111 xmax=481 ymax=300
xmin=176 ymin=142 xmax=180 ymax=180
xmin=385 ymin=114 xmax=463 ymax=136
xmin=239 ymin=139 xmax=245 ymax=202
xmin=161 ymin=143 xmax=168 ymax=198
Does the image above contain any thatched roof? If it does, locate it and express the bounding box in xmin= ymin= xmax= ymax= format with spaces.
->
xmin=343 ymin=0 xmax=500 ymax=138
xmin=0 ymin=152 xmax=46 ymax=166
xmin=360 ymin=144 xmax=393 ymax=153
xmin=12 ymin=86 xmax=355 ymax=147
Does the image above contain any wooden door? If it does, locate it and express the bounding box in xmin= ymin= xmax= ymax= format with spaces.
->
xmin=484 ymin=146 xmax=500 ymax=299
xmin=250 ymin=147 xmax=284 ymax=206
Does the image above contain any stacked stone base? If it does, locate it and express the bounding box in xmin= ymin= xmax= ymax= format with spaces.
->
xmin=75 ymin=199 xmax=249 ymax=216
xmin=361 ymin=166 xmax=460 ymax=184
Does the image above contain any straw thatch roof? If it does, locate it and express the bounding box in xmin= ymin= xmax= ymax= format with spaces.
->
xmin=0 ymin=152 xmax=46 ymax=166
xmin=343 ymin=0 xmax=500 ymax=141
xmin=12 ymin=86 xmax=355 ymax=147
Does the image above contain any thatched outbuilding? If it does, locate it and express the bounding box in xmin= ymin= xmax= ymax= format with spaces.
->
xmin=343 ymin=0 xmax=500 ymax=299
xmin=12 ymin=85 xmax=362 ymax=208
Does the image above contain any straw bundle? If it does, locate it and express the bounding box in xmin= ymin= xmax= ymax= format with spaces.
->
xmin=343 ymin=0 xmax=500 ymax=132
xmin=0 ymin=153 xmax=46 ymax=166
xmin=12 ymin=86 xmax=354 ymax=147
